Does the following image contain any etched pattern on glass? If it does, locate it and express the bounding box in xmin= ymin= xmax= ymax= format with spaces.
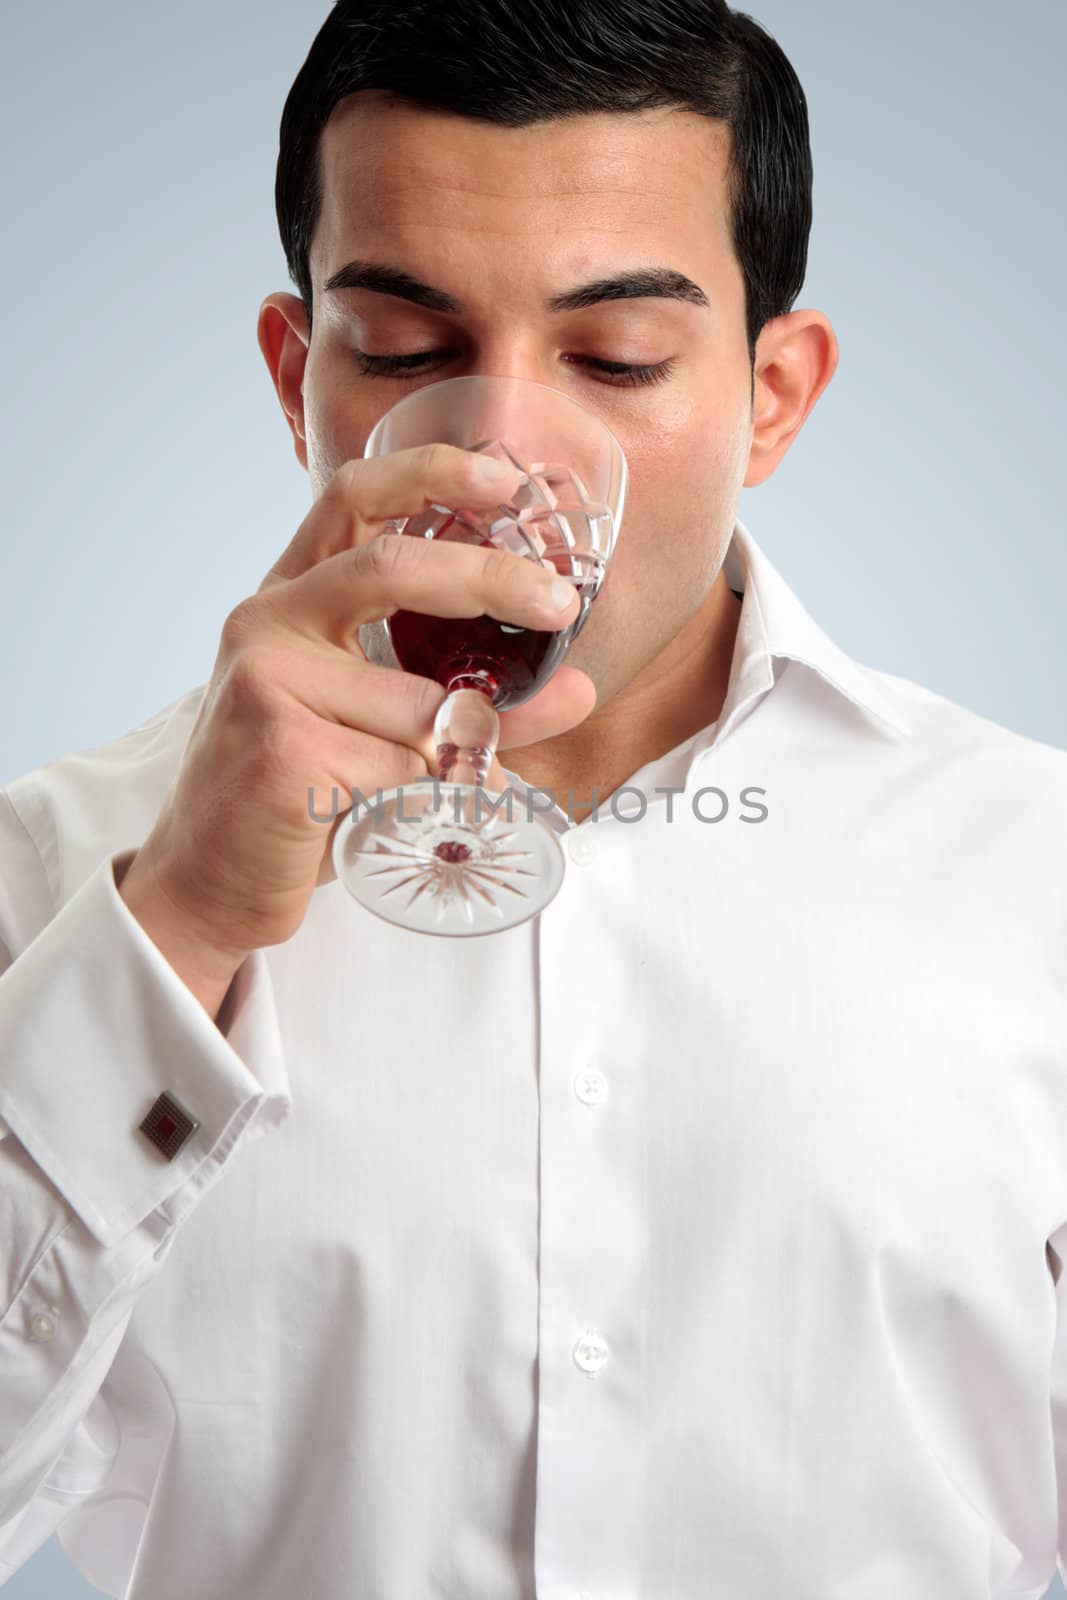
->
xmin=338 ymin=785 xmax=563 ymax=933
xmin=394 ymin=438 xmax=615 ymax=595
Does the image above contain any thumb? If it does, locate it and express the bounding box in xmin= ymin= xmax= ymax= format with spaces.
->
xmin=483 ymin=665 xmax=597 ymax=790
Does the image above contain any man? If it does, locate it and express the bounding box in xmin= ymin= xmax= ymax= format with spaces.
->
xmin=1 ymin=1 xmax=1065 ymax=1596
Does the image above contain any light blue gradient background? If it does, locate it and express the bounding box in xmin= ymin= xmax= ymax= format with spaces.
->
xmin=1 ymin=2 xmax=1064 ymax=1595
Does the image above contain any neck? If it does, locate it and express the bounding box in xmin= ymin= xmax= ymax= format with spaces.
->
xmin=505 ymin=571 xmax=743 ymax=823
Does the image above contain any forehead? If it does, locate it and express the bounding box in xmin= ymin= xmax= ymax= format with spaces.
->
xmin=312 ymin=92 xmax=735 ymax=286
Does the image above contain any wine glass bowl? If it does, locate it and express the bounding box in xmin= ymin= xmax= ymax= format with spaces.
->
xmin=386 ymin=440 xmax=616 ymax=709
xmin=332 ymin=376 xmax=628 ymax=937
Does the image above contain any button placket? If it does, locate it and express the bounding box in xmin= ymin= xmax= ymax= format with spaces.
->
xmin=534 ymin=857 xmax=648 ymax=1596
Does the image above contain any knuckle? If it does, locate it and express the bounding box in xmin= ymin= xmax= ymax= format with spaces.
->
xmin=331 ymin=458 xmax=365 ymax=499
xmin=420 ymin=440 xmax=483 ymax=498
xmin=329 ymin=460 xmax=369 ymax=531
xmin=219 ymin=596 xmax=263 ymax=652
xmin=223 ymin=643 xmax=287 ymax=718
xmin=358 ymin=531 xmax=414 ymax=583
xmin=455 ymin=447 xmax=500 ymax=499
xmin=416 ymin=441 xmax=450 ymax=479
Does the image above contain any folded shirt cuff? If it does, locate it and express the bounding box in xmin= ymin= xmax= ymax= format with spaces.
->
xmin=0 ymin=850 xmax=291 ymax=1249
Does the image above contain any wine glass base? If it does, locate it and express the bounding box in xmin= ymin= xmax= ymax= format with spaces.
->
xmin=333 ymin=782 xmax=566 ymax=937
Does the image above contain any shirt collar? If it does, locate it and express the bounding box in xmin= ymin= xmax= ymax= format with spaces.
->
xmin=717 ymin=518 xmax=912 ymax=742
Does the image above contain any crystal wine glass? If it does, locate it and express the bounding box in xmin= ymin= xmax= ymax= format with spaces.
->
xmin=332 ymin=374 xmax=628 ymax=936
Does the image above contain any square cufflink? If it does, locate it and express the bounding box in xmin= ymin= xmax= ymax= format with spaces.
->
xmin=139 ymin=1091 xmax=200 ymax=1161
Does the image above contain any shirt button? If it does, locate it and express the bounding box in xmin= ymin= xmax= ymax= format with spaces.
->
xmin=29 ymin=1309 xmax=58 ymax=1342
xmin=573 ymin=1068 xmax=609 ymax=1106
xmin=566 ymin=831 xmax=597 ymax=867
xmin=572 ymin=1332 xmax=610 ymax=1375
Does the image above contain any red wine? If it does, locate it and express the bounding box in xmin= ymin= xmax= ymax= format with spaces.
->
xmin=385 ymin=505 xmax=601 ymax=709
xmin=389 ymin=605 xmax=579 ymax=709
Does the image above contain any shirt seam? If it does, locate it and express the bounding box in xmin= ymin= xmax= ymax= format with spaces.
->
xmin=0 ymin=787 xmax=58 ymax=919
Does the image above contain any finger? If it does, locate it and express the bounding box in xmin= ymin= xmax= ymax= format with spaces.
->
xmin=277 ymin=528 xmax=581 ymax=647
xmin=477 ymin=667 xmax=595 ymax=795
xmin=497 ymin=665 xmax=597 ymax=751
xmin=258 ymin=444 xmax=524 ymax=591
xmin=251 ymin=638 xmax=447 ymax=772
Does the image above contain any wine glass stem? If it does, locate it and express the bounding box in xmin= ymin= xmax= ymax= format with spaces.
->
xmin=433 ymin=684 xmax=500 ymax=788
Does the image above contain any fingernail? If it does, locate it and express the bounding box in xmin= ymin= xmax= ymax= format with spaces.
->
xmin=474 ymin=455 xmax=517 ymax=484
xmin=549 ymin=576 xmax=576 ymax=610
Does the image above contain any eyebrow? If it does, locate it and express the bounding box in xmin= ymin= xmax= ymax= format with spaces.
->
xmin=322 ymin=260 xmax=710 ymax=314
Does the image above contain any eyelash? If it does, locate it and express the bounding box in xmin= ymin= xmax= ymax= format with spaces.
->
xmin=354 ymin=350 xmax=678 ymax=389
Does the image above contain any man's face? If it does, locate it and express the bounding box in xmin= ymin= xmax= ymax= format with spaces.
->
xmin=293 ymin=92 xmax=758 ymax=709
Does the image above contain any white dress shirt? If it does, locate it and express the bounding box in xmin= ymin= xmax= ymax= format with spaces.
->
xmin=1 ymin=516 xmax=1066 ymax=1600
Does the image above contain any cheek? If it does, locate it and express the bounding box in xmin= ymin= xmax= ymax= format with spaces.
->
xmin=614 ymin=394 xmax=749 ymax=573
xmin=302 ymin=345 xmax=382 ymax=494
xmin=645 ymin=383 xmax=747 ymax=478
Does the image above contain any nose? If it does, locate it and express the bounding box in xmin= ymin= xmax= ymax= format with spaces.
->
xmin=462 ymin=374 xmax=532 ymax=452
xmin=456 ymin=372 xmax=586 ymax=469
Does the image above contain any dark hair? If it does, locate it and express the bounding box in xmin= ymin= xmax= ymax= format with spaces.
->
xmin=275 ymin=0 xmax=812 ymax=366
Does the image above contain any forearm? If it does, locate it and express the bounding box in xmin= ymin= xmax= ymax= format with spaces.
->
xmin=117 ymin=854 xmax=243 ymax=1025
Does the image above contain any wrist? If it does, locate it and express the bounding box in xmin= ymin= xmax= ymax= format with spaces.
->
xmin=117 ymin=847 xmax=248 ymax=1021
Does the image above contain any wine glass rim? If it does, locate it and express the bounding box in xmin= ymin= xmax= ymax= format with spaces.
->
xmin=366 ymin=372 xmax=628 ymax=463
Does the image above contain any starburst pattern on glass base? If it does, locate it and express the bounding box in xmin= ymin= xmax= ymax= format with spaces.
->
xmin=334 ymin=784 xmax=567 ymax=936
xmin=354 ymin=817 xmax=536 ymax=918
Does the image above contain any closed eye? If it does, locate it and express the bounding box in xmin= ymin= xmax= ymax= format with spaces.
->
xmin=353 ymin=349 xmax=678 ymax=389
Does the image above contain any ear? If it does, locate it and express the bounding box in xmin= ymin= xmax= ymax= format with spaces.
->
xmin=743 ymin=309 xmax=839 ymax=488
xmin=257 ymin=293 xmax=312 ymax=471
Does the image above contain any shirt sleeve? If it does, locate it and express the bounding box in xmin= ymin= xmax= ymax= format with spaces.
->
xmin=0 ymin=792 xmax=291 ymax=1567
